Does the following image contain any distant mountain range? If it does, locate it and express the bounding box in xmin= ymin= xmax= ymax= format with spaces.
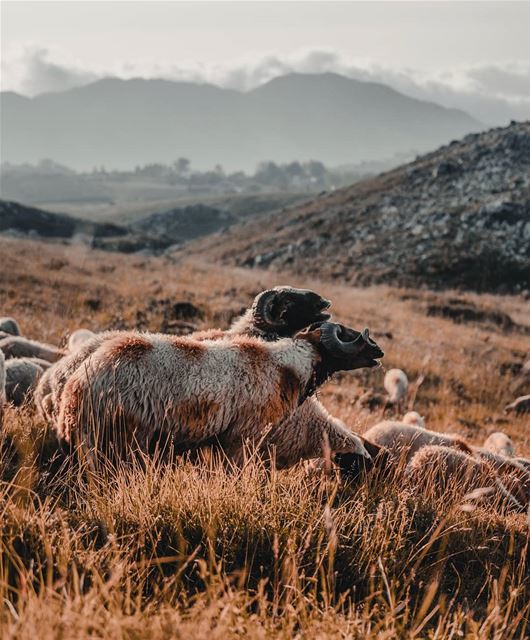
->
xmin=0 ymin=72 xmax=481 ymax=171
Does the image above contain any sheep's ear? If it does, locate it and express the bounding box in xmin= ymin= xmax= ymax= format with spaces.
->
xmin=295 ymin=326 xmax=321 ymax=346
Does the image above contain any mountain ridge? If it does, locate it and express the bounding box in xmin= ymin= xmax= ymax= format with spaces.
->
xmin=1 ymin=72 xmax=481 ymax=172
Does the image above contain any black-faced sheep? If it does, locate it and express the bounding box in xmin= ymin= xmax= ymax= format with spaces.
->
xmin=56 ymin=322 xmax=383 ymax=463
xmin=0 ymin=336 xmax=64 ymax=363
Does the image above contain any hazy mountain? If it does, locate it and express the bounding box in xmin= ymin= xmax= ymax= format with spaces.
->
xmin=1 ymin=73 xmax=481 ymax=171
xmin=185 ymin=122 xmax=530 ymax=294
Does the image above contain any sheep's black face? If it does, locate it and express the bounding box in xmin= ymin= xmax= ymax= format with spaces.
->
xmin=274 ymin=287 xmax=331 ymax=335
xmin=320 ymin=324 xmax=384 ymax=373
xmin=253 ymin=286 xmax=331 ymax=336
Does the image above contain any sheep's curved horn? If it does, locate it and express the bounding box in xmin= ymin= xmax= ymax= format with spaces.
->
xmin=320 ymin=323 xmax=368 ymax=356
xmin=251 ymin=289 xmax=287 ymax=329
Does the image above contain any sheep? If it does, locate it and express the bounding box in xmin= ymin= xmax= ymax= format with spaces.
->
xmin=55 ymin=322 xmax=383 ymax=464
xmin=384 ymin=368 xmax=408 ymax=405
xmin=505 ymin=395 xmax=530 ymax=415
xmin=0 ymin=336 xmax=64 ymax=363
xmin=483 ymin=432 xmax=515 ymax=457
xmin=37 ymin=287 xmax=382 ymax=468
xmin=0 ymin=317 xmax=21 ymax=336
xmin=4 ymin=358 xmax=45 ymax=407
xmin=479 ymin=432 xmax=530 ymax=476
xmin=402 ymin=411 xmax=425 ymax=428
xmin=68 ymin=329 xmax=96 ymax=353
xmin=0 ymin=351 xmax=5 ymax=427
xmin=36 ymin=286 xmax=331 ymax=424
xmin=406 ymin=445 xmax=524 ymax=511
xmin=363 ymin=421 xmax=473 ymax=464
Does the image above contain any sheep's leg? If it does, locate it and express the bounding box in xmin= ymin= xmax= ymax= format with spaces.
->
xmin=255 ymin=397 xmax=370 ymax=470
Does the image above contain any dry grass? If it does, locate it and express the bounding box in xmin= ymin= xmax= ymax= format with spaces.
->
xmin=1 ymin=236 xmax=530 ymax=638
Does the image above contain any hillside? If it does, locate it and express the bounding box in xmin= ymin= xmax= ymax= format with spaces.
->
xmin=1 ymin=236 xmax=530 ymax=637
xmin=187 ymin=121 xmax=530 ymax=293
xmin=0 ymin=200 xmax=127 ymax=240
xmin=0 ymin=73 xmax=480 ymax=171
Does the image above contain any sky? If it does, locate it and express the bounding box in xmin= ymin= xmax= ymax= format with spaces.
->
xmin=2 ymin=1 xmax=530 ymax=123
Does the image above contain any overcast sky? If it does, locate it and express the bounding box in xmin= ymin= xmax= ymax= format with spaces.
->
xmin=2 ymin=1 xmax=530 ymax=123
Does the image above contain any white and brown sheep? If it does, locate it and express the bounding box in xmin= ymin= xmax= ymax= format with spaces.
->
xmin=36 ymin=286 xmax=331 ymax=424
xmin=55 ymin=322 xmax=383 ymax=463
xmin=37 ymin=286 xmax=385 ymax=468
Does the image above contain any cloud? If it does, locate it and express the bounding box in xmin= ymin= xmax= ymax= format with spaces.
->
xmin=1 ymin=47 xmax=99 ymax=96
xmin=2 ymin=46 xmax=530 ymax=124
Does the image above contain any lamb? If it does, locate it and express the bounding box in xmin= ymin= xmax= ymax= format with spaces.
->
xmin=406 ymin=445 xmax=524 ymax=511
xmin=363 ymin=421 xmax=472 ymax=464
xmin=0 ymin=317 xmax=21 ymax=336
xmin=402 ymin=411 xmax=425 ymax=428
xmin=384 ymin=368 xmax=408 ymax=405
xmin=68 ymin=329 xmax=96 ymax=353
xmin=483 ymin=432 xmax=515 ymax=457
xmin=56 ymin=322 xmax=384 ymax=463
xmin=0 ymin=336 xmax=64 ymax=363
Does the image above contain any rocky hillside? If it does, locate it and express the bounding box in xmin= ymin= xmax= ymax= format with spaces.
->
xmin=187 ymin=122 xmax=530 ymax=294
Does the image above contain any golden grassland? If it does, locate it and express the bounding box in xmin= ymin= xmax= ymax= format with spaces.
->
xmin=1 ymin=236 xmax=530 ymax=638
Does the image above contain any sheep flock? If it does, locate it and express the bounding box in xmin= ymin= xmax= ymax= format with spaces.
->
xmin=1 ymin=286 xmax=529 ymax=514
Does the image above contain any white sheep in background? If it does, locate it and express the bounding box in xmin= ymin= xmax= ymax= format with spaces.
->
xmin=406 ymin=445 xmax=524 ymax=511
xmin=4 ymin=358 xmax=45 ymax=407
xmin=483 ymin=432 xmax=516 ymax=457
xmin=0 ymin=317 xmax=21 ymax=336
xmin=0 ymin=336 xmax=64 ymax=363
xmin=56 ymin=321 xmax=383 ymax=464
xmin=68 ymin=329 xmax=96 ymax=353
xmin=0 ymin=351 xmax=5 ymax=427
xmin=402 ymin=411 xmax=425 ymax=428
xmin=384 ymin=368 xmax=408 ymax=405
xmin=363 ymin=421 xmax=472 ymax=463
